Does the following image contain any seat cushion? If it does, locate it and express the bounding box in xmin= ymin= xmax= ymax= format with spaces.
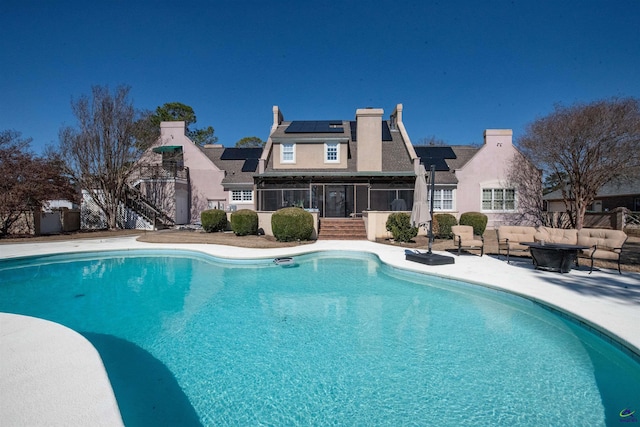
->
xmin=507 ymin=242 xmax=530 ymax=251
xmin=535 ymin=226 xmax=578 ymax=244
xmin=497 ymin=226 xmax=536 ymax=244
xmin=464 ymin=239 xmax=483 ymax=247
xmin=578 ymin=228 xmax=627 ymax=250
xmin=582 ymin=248 xmax=620 ymax=260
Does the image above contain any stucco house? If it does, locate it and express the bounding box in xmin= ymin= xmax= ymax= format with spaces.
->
xmin=416 ymin=129 xmax=525 ymax=228
xmin=132 ymin=121 xmax=260 ymax=225
xmin=255 ymin=105 xmax=420 ymax=218
xmin=256 ymin=104 xmax=525 ymax=232
xmin=126 ymin=106 xmax=531 ymax=236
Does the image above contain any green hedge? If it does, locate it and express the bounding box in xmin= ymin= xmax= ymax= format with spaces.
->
xmin=231 ymin=209 xmax=258 ymax=236
xmin=271 ymin=207 xmax=314 ymax=241
xmin=201 ymin=209 xmax=228 ymax=232
xmin=459 ymin=212 xmax=488 ymax=236
xmin=433 ymin=213 xmax=458 ymax=238
xmin=385 ymin=212 xmax=418 ymax=243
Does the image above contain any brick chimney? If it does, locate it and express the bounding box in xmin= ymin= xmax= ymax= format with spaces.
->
xmin=356 ymin=108 xmax=383 ymax=172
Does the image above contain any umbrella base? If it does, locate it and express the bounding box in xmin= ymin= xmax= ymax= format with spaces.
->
xmin=405 ymin=251 xmax=455 ymax=266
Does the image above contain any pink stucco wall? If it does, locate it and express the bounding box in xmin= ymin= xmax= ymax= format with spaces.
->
xmin=454 ymin=129 xmax=518 ymax=228
xmin=154 ymin=122 xmax=226 ymax=221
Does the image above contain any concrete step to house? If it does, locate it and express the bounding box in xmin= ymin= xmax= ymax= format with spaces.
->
xmin=318 ymin=219 xmax=367 ymax=240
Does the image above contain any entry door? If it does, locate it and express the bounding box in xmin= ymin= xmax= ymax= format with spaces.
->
xmin=325 ymin=185 xmax=347 ymax=217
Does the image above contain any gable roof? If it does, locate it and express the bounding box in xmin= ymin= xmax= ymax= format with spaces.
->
xmin=200 ymin=146 xmax=262 ymax=188
xmin=264 ymin=119 xmax=413 ymax=176
xmin=412 ymin=145 xmax=480 ymax=185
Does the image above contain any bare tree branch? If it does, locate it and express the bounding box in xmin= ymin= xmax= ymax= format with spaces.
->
xmin=59 ymin=85 xmax=155 ymax=229
xmin=513 ymin=97 xmax=640 ymax=229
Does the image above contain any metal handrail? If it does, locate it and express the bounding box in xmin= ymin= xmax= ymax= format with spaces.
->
xmin=123 ymin=185 xmax=175 ymax=227
xmin=136 ymin=164 xmax=188 ymax=181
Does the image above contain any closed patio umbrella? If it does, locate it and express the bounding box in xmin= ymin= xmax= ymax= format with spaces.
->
xmin=411 ymin=164 xmax=431 ymax=228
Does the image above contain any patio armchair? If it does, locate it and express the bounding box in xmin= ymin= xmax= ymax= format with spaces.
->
xmin=451 ymin=225 xmax=484 ymax=256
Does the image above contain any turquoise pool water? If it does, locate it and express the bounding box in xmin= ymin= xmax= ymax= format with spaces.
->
xmin=1 ymin=250 xmax=639 ymax=426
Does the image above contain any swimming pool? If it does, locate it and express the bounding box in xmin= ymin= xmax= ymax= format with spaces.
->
xmin=1 ymin=250 xmax=639 ymax=426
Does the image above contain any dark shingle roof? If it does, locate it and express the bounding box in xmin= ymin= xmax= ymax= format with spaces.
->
xmin=416 ymin=145 xmax=480 ymax=185
xmin=265 ymin=120 xmax=413 ymax=175
xmin=200 ymin=145 xmax=262 ymax=186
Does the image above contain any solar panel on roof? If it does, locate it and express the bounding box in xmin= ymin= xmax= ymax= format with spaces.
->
xmin=382 ymin=121 xmax=392 ymax=141
xmin=220 ymin=147 xmax=262 ymax=160
xmin=414 ymin=146 xmax=456 ymax=171
xmin=420 ymin=158 xmax=450 ymax=171
xmin=285 ymin=121 xmax=344 ymax=133
xmin=414 ymin=146 xmax=456 ymax=159
xmin=242 ymin=158 xmax=259 ymax=172
xmin=349 ymin=120 xmax=393 ymax=141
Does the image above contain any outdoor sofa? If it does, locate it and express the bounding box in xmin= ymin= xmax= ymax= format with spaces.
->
xmin=497 ymin=225 xmax=627 ymax=274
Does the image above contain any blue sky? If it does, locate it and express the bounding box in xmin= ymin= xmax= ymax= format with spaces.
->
xmin=1 ymin=0 xmax=639 ymax=153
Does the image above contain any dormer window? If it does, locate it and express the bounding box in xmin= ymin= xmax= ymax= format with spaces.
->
xmin=325 ymin=142 xmax=339 ymax=163
xmin=281 ymin=143 xmax=295 ymax=163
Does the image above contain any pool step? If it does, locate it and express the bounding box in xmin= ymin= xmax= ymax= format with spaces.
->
xmin=318 ymin=219 xmax=367 ymax=240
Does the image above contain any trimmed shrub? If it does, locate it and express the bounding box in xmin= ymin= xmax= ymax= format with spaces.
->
xmin=459 ymin=212 xmax=488 ymax=236
xmin=230 ymin=209 xmax=258 ymax=236
xmin=433 ymin=213 xmax=457 ymax=238
xmin=386 ymin=212 xmax=418 ymax=243
xmin=201 ymin=209 xmax=228 ymax=232
xmin=271 ymin=207 xmax=314 ymax=241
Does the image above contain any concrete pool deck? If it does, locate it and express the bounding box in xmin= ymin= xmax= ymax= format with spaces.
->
xmin=1 ymin=236 xmax=639 ymax=425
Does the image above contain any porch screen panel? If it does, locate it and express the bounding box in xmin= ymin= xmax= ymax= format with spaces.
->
xmin=282 ymin=190 xmax=311 ymax=209
xmin=370 ymin=189 xmax=405 ymax=211
xmin=261 ymin=190 xmax=281 ymax=211
xmin=355 ymin=185 xmax=368 ymax=213
xmin=398 ymin=190 xmax=413 ymax=211
xmin=369 ymin=190 xmax=396 ymax=211
xmin=311 ymin=185 xmax=323 ymax=214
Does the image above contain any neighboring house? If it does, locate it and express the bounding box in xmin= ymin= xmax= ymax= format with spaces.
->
xmin=544 ymin=178 xmax=640 ymax=213
xmin=255 ymin=105 xmax=420 ymax=217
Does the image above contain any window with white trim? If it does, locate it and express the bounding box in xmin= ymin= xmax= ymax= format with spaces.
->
xmin=325 ymin=142 xmax=339 ymax=163
xmin=482 ymin=188 xmax=515 ymax=211
xmin=231 ymin=190 xmax=253 ymax=202
xmin=428 ymin=188 xmax=454 ymax=211
xmin=281 ymin=143 xmax=295 ymax=163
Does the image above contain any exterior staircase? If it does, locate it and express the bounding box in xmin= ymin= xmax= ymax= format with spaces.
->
xmin=121 ymin=185 xmax=175 ymax=230
xmin=318 ymin=218 xmax=367 ymax=240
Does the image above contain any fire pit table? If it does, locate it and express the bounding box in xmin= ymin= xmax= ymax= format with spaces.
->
xmin=521 ymin=242 xmax=591 ymax=273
